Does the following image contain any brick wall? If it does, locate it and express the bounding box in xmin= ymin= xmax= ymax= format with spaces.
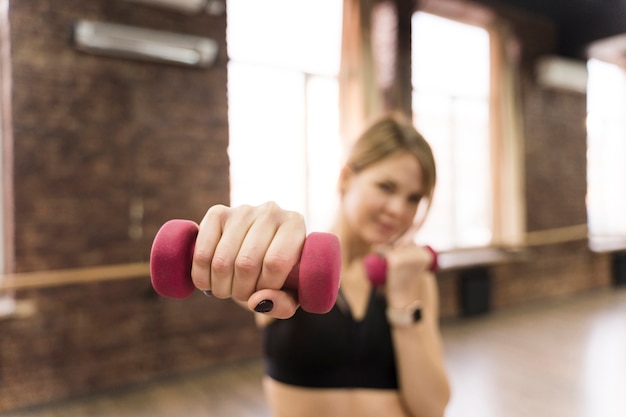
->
xmin=1 ymin=1 xmax=262 ymax=412
xmin=11 ymin=0 xmax=230 ymax=271
xmin=1 ymin=283 xmax=260 ymax=411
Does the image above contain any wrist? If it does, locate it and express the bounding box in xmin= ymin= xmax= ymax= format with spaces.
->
xmin=386 ymin=299 xmax=422 ymax=327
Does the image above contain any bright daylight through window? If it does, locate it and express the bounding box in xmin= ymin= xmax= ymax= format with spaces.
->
xmin=411 ymin=12 xmax=491 ymax=251
xmin=226 ymin=0 xmax=342 ymax=233
xmin=227 ymin=3 xmax=491 ymax=250
xmin=586 ymin=58 xmax=626 ymax=251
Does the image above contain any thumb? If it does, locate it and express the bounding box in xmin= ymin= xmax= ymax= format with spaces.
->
xmin=248 ymin=288 xmax=300 ymax=319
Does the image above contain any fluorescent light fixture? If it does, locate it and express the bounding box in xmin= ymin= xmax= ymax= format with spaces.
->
xmin=125 ymin=0 xmax=225 ymax=15
xmin=536 ymin=55 xmax=588 ymax=94
xmin=72 ymin=20 xmax=218 ymax=68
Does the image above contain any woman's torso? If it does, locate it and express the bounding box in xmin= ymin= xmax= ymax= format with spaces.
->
xmin=263 ymin=377 xmax=410 ymax=417
xmin=262 ymin=288 xmax=410 ymax=417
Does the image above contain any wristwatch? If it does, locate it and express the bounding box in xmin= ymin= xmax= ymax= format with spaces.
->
xmin=386 ymin=299 xmax=422 ymax=327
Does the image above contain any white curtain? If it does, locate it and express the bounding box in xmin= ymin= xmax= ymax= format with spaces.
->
xmin=488 ymin=20 xmax=527 ymax=248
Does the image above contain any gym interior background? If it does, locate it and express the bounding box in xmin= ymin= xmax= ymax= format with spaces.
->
xmin=0 ymin=0 xmax=625 ymax=414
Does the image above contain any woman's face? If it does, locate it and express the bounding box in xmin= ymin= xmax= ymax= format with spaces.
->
xmin=340 ymin=151 xmax=424 ymax=245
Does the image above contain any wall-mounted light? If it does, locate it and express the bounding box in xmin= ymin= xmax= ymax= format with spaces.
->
xmin=71 ymin=20 xmax=218 ymax=68
xmin=124 ymin=0 xmax=225 ymax=15
xmin=536 ymin=55 xmax=588 ymax=94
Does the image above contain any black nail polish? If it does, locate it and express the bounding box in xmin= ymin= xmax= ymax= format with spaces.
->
xmin=203 ymin=290 xmax=213 ymax=297
xmin=254 ymin=300 xmax=274 ymax=313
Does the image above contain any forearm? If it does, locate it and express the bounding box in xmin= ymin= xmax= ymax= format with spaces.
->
xmin=387 ymin=273 xmax=450 ymax=417
xmin=392 ymin=318 xmax=450 ymax=417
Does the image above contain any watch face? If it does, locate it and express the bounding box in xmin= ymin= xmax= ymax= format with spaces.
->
xmin=412 ymin=308 xmax=422 ymax=322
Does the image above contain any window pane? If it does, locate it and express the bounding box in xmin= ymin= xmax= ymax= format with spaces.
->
xmin=412 ymin=12 xmax=489 ymax=98
xmin=587 ymin=59 xmax=626 ymax=245
xmin=228 ymin=62 xmax=307 ymax=212
xmin=414 ymin=93 xmax=456 ymax=249
xmin=227 ymin=0 xmax=342 ymax=230
xmin=412 ymin=12 xmax=491 ymax=250
xmin=305 ymin=75 xmax=341 ymax=232
xmin=227 ymin=0 xmax=342 ymax=75
xmin=452 ymin=97 xmax=492 ymax=247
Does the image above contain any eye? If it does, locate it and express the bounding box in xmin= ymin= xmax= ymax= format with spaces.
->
xmin=378 ymin=181 xmax=395 ymax=193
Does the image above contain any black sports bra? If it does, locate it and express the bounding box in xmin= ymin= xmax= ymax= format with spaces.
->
xmin=262 ymin=289 xmax=398 ymax=389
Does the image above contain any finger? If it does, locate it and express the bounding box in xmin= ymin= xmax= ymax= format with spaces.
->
xmin=210 ymin=205 xmax=256 ymax=299
xmin=256 ymin=210 xmax=306 ymax=292
xmin=231 ymin=218 xmax=279 ymax=302
xmin=191 ymin=205 xmax=229 ymax=292
xmin=248 ymin=288 xmax=300 ymax=319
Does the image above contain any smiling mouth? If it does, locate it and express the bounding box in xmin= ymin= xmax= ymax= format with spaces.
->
xmin=375 ymin=221 xmax=397 ymax=235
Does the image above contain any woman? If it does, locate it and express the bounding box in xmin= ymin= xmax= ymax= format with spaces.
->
xmin=191 ymin=113 xmax=450 ymax=417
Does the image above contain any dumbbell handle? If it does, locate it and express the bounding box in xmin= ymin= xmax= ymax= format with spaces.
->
xmin=150 ymin=219 xmax=341 ymax=314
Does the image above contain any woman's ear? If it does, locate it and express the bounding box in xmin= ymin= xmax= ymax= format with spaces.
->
xmin=338 ymin=165 xmax=354 ymax=196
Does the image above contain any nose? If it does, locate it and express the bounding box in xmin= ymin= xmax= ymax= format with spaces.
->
xmin=383 ymin=195 xmax=410 ymax=218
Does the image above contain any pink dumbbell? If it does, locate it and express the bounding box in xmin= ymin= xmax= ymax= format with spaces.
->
xmin=364 ymin=245 xmax=438 ymax=287
xmin=149 ymin=219 xmax=341 ymax=314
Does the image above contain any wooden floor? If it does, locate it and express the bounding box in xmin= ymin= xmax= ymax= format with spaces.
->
xmin=3 ymin=287 xmax=626 ymax=417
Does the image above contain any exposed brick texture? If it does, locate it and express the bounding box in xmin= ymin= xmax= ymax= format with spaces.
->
xmin=0 ymin=0 xmax=260 ymax=412
xmin=11 ymin=0 xmax=230 ymax=271
xmin=1 ymin=282 xmax=260 ymax=411
xmin=522 ymin=85 xmax=589 ymax=231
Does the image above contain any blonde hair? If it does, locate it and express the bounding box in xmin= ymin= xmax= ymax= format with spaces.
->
xmin=346 ymin=113 xmax=437 ymax=202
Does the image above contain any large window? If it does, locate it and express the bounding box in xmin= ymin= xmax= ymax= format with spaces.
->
xmin=226 ymin=0 xmax=343 ymax=232
xmin=586 ymin=59 xmax=626 ymax=251
xmin=227 ymin=4 xmax=491 ymax=250
xmin=412 ymin=12 xmax=491 ymax=251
